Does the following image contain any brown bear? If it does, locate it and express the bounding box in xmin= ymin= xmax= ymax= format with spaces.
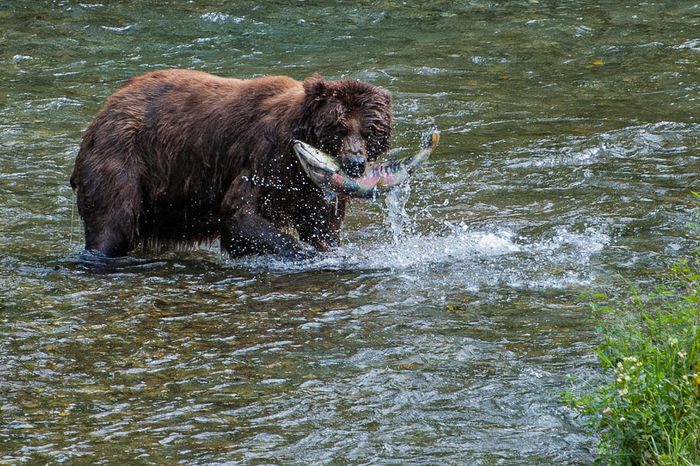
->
xmin=70 ymin=69 xmax=392 ymax=259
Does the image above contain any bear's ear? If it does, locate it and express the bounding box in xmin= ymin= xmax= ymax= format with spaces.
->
xmin=303 ymin=75 xmax=332 ymax=101
xmin=378 ymin=87 xmax=393 ymax=107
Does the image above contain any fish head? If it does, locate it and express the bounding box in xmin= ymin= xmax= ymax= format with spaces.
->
xmin=292 ymin=140 xmax=341 ymax=174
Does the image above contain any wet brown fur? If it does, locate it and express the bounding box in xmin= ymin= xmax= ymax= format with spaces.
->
xmin=70 ymin=69 xmax=392 ymax=258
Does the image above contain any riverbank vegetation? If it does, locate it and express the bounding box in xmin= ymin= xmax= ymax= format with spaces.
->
xmin=565 ymin=258 xmax=700 ymax=465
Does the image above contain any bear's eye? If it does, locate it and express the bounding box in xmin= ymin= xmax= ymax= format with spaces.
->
xmin=319 ymin=133 xmax=343 ymax=155
xmin=366 ymin=128 xmax=390 ymax=158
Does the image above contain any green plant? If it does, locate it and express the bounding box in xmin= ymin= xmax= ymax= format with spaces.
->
xmin=564 ymin=258 xmax=700 ymax=465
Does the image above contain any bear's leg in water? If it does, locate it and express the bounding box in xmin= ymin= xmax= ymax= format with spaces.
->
xmin=219 ymin=174 xmax=314 ymax=259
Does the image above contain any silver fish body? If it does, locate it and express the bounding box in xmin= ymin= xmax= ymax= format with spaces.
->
xmin=293 ymin=129 xmax=439 ymax=199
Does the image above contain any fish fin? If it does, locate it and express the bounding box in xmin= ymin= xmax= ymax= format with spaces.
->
xmin=324 ymin=191 xmax=340 ymax=214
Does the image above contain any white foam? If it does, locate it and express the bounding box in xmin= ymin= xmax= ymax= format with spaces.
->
xmin=233 ymin=221 xmax=609 ymax=293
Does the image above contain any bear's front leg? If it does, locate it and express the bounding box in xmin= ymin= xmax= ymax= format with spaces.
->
xmin=220 ymin=175 xmax=316 ymax=259
xmin=294 ymin=195 xmax=347 ymax=252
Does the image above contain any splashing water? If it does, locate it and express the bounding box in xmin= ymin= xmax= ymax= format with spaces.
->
xmin=237 ymin=179 xmax=610 ymax=299
xmin=384 ymin=181 xmax=414 ymax=244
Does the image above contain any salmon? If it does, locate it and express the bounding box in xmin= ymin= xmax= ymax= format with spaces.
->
xmin=293 ymin=129 xmax=439 ymax=199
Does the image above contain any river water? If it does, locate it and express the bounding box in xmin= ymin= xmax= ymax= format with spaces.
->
xmin=1 ymin=1 xmax=699 ymax=464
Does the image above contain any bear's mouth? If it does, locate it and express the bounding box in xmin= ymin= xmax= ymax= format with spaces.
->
xmin=340 ymin=156 xmax=366 ymax=178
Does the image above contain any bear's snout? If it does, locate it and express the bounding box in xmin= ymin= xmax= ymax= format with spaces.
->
xmin=342 ymin=156 xmax=366 ymax=178
xmin=340 ymin=133 xmax=367 ymax=177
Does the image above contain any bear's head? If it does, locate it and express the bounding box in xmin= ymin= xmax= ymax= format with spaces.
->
xmin=297 ymin=77 xmax=393 ymax=178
